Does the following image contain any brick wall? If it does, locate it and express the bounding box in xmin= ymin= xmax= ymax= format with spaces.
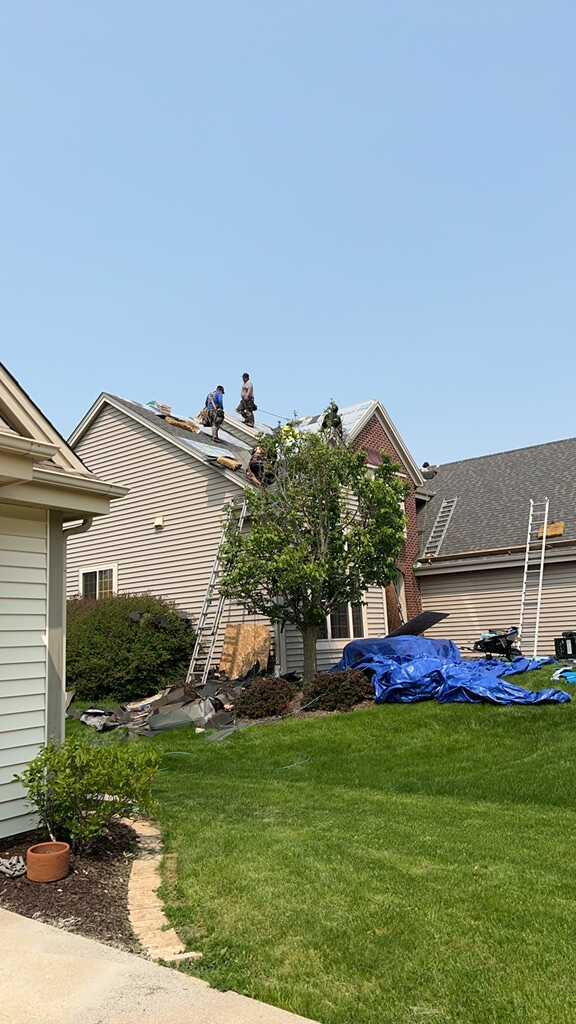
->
xmin=353 ymin=414 xmax=422 ymax=619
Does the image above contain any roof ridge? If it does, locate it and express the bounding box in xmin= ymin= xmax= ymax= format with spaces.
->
xmin=437 ymin=434 xmax=576 ymax=470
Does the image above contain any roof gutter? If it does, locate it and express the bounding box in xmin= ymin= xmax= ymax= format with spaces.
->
xmin=418 ymin=535 xmax=576 ymax=565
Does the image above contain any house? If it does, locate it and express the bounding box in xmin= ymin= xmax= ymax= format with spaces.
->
xmin=66 ymin=394 xmax=424 ymax=673
xmin=415 ymin=437 xmax=576 ymax=656
xmin=0 ymin=364 xmax=124 ymax=838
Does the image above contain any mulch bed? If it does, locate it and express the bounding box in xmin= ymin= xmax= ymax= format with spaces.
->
xmin=0 ymin=820 xmax=140 ymax=952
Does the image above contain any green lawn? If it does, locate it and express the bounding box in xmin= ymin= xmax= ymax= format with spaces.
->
xmin=71 ymin=667 xmax=576 ymax=1023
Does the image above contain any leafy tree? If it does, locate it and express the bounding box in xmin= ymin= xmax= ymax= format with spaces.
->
xmin=219 ymin=426 xmax=407 ymax=683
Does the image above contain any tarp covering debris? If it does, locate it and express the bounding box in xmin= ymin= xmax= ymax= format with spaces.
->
xmin=332 ymin=636 xmax=568 ymax=705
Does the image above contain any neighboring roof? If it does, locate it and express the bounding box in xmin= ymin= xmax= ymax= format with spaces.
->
xmin=0 ymin=365 xmax=126 ymax=515
xmin=417 ymin=436 xmax=576 ymax=561
xmin=0 ymin=362 xmax=87 ymax=473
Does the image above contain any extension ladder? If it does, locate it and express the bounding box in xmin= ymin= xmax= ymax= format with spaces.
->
xmin=518 ymin=497 xmax=549 ymax=659
xmin=423 ymin=497 xmax=458 ymax=558
xmin=185 ymin=499 xmax=248 ymax=688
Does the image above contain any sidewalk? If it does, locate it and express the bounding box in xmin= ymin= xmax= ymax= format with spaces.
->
xmin=0 ymin=909 xmax=319 ymax=1024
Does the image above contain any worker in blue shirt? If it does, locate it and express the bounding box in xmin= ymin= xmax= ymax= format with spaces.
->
xmin=205 ymin=385 xmax=225 ymax=441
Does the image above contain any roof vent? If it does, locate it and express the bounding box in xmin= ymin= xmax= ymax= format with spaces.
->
xmin=421 ymin=462 xmax=438 ymax=480
xmin=423 ymin=497 xmax=458 ymax=558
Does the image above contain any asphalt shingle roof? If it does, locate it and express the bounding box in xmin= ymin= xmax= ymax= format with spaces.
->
xmin=417 ymin=437 xmax=576 ymax=558
xmin=107 ymin=395 xmax=254 ymax=470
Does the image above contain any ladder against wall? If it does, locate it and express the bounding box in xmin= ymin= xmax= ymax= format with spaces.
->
xmin=185 ymin=498 xmax=248 ymax=689
xmin=519 ymin=497 xmax=549 ymax=659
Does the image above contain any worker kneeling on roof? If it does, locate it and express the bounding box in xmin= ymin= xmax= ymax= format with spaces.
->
xmin=205 ymin=385 xmax=225 ymax=441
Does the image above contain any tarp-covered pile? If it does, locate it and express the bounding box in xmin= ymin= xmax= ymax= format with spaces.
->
xmin=333 ymin=635 xmax=569 ymax=705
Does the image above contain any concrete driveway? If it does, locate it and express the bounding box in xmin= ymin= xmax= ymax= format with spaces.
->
xmin=0 ymin=909 xmax=319 ymax=1024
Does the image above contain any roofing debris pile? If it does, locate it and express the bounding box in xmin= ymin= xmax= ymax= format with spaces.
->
xmin=71 ymin=622 xmax=274 ymax=737
xmin=74 ymin=678 xmax=242 ymax=736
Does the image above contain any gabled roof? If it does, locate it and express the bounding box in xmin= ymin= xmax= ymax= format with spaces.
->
xmin=0 ymin=362 xmax=87 ymax=473
xmin=417 ymin=436 xmax=576 ymax=561
xmin=70 ymin=393 xmax=424 ymax=489
xmin=226 ymin=399 xmax=424 ymax=485
xmin=70 ymin=394 xmax=255 ymax=488
xmin=293 ymin=400 xmax=423 ymax=484
xmin=0 ymin=364 xmax=126 ymax=515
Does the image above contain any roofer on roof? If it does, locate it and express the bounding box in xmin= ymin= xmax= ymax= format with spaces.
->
xmin=205 ymin=385 xmax=225 ymax=441
xmin=237 ymin=372 xmax=256 ymax=428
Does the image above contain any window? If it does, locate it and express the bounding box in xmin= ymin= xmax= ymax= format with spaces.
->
xmin=80 ymin=564 xmax=117 ymax=600
xmin=318 ymin=602 xmax=366 ymax=641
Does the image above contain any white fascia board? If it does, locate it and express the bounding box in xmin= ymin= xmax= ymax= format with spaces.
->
xmin=33 ymin=465 xmax=128 ymax=499
xmin=415 ymin=547 xmax=576 ymax=575
xmin=0 ymin=363 xmax=86 ymax=473
xmin=0 ymin=432 xmax=59 ymax=462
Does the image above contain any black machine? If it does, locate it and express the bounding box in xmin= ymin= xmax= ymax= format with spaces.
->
xmin=473 ymin=626 xmax=521 ymax=661
xmin=554 ymin=632 xmax=576 ymax=659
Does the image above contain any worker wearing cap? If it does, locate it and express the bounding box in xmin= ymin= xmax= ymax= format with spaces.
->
xmin=205 ymin=385 xmax=225 ymax=441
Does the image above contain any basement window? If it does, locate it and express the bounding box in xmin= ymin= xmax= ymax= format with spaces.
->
xmin=318 ymin=602 xmax=366 ymax=641
xmin=80 ymin=564 xmax=118 ymax=600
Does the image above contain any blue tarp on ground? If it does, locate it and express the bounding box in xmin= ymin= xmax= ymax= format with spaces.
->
xmin=332 ymin=635 xmax=568 ymax=705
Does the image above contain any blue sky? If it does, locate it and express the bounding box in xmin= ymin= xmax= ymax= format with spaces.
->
xmin=1 ymin=2 xmax=574 ymax=465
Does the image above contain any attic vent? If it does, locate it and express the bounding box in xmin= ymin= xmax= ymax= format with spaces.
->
xmin=423 ymin=497 xmax=458 ymax=558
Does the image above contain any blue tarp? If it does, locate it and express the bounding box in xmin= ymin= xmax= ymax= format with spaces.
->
xmin=332 ymin=635 xmax=568 ymax=706
xmin=552 ymin=667 xmax=576 ymax=686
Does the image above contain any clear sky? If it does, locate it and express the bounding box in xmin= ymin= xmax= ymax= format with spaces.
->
xmin=2 ymin=2 xmax=574 ymax=465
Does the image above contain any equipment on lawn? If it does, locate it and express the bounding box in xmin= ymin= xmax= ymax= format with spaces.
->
xmin=473 ymin=626 xmax=521 ymax=661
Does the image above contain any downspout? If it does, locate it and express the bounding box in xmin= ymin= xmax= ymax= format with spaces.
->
xmin=62 ymin=517 xmax=93 ymax=538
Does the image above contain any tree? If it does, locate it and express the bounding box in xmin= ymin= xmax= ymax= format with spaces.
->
xmin=219 ymin=425 xmax=407 ymax=683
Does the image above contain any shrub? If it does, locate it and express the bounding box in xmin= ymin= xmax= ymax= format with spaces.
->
xmin=235 ymin=677 xmax=298 ymax=719
xmin=67 ymin=593 xmax=195 ymax=703
xmin=19 ymin=736 xmax=160 ymax=850
xmin=303 ymin=670 xmax=374 ymax=712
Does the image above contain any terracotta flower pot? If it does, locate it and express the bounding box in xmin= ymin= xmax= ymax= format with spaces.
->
xmin=26 ymin=841 xmax=70 ymax=883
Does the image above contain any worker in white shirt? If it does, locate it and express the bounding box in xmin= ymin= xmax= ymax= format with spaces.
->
xmin=237 ymin=372 xmax=257 ymax=427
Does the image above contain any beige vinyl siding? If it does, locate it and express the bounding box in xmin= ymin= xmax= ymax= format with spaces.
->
xmin=420 ymin=560 xmax=576 ymax=657
xmin=0 ymin=503 xmax=47 ymax=839
xmin=67 ymin=405 xmax=268 ymax=665
xmin=284 ymin=586 xmax=388 ymax=673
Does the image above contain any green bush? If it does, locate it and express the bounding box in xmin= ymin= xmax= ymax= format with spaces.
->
xmin=303 ymin=670 xmax=374 ymax=712
xmin=235 ymin=677 xmax=298 ymax=719
xmin=67 ymin=593 xmax=195 ymax=703
xmin=19 ymin=736 xmax=160 ymax=850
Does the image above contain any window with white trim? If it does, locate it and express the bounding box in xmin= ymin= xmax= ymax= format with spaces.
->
xmin=80 ymin=564 xmax=118 ymax=600
xmin=318 ymin=602 xmax=365 ymax=641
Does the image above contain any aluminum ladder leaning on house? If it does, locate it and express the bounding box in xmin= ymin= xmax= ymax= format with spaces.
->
xmin=518 ymin=497 xmax=550 ymax=659
xmin=185 ymin=498 xmax=248 ymax=689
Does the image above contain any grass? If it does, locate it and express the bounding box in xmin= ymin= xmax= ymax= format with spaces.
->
xmin=69 ymin=666 xmax=576 ymax=1023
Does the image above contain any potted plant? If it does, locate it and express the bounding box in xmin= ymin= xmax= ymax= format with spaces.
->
xmin=18 ymin=736 xmax=159 ymax=883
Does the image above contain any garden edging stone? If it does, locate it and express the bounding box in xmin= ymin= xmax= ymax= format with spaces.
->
xmin=125 ymin=817 xmax=201 ymax=963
